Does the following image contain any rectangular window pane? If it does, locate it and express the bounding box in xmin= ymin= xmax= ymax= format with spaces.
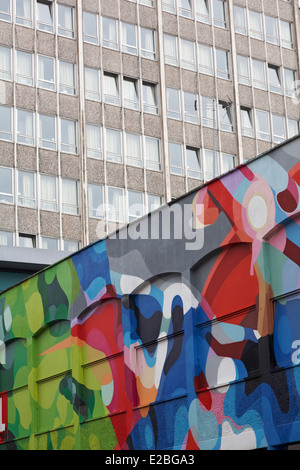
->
xmin=38 ymin=55 xmax=55 ymax=91
xmin=252 ymin=59 xmax=266 ymax=89
xmin=84 ymin=67 xmax=100 ymax=101
xmin=162 ymin=0 xmax=175 ymax=14
xmin=0 ymin=45 xmax=11 ymax=81
xmin=218 ymin=101 xmax=233 ymax=132
xmin=169 ymin=142 xmax=183 ymax=175
xmin=186 ymin=147 xmax=202 ymax=179
xmin=62 ymin=179 xmax=79 ymax=215
xmin=167 ymin=88 xmax=181 ymax=119
xmin=195 ymin=0 xmax=210 ymax=24
xmin=213 ymin=0 xmax=226 ymax=28
xmin=37 ymin=0 xmax=53 ymax=33
xmin=241 ymin=107 xmax=254 ymax=137
xmin=198 ymin=44 xmax=213 ymax=75
xmin=256 ymin=109 xmax=270 ymax=141
xmin=102 ymin=17 xmax=118 ymax=49
xmin=60 ymin=119 xmax=77 ymax=154
xmin=106 ymin=128 xmax=122 ymax=163
xmin=88 ymin=184 xmax=104 ymax=218
xmin=63 ymin=240 xmax=80 ymax=252
xmin=180 ymin=39 xmax=195 ymax=71
xmin=147 ymin=194 xmax=162 ymax=213
xmin=178 ymin=0 xmax=193 ymax=18
xmin=59 ymin=61 xmax=76 ymax=95
xmin=221 ymin=153 xmax=235 ymax=173
xmin=103 ymin=73 xmax=120 ymax=105
xmin=249 ymin=10 xmax=263 ymax=40
xmin=86 ymin=124 xmax=102 ymax=159
xmin=41 ymin=237 xmax=58 ymax=250
xmin=280 ymin=20 xmax=293 ymax=49
xmin=143 ymin=82 xmax=158 ymax=114
xmin=234 ymin=6 xmax=246 ymax=35
xmin=201 ymin=96 xmax=215 ymax=128
xmin=265 ymin=16 xmax=279 ymax=45
xmin=287 ymin=119 xmax=299 ymax=139
xmin=268 ymin=64 xmax=281 ymax=93
xmin=39 ymin=114 xmax=56 ymax=150
xmin=0 ymin=230 xmax=13 ymax=246
xmin=145 ymin=137 xmax=161 ymax=171
xmin=0 ymin=0 xmax=11 ymax=21
xmin=204 ymin=149 xmax=219 ymax=180
xmin=128 ymin=190 xmax=144 ymax=222
xmin=16 ymin=50 xmax=33 ymax=86
xmin=83 ymin=11 xmax=98 ymax=44
xmin=184 ymin=91 xmax=199 ymax=123
xmin=284 ymin=69 xmax=296 ymax=97
xmin=0 ymin=106 xmax=12 ymax=141
xmin=107 ymin=187 xmax=124 ymax=222
xmin=57 ymin=4 xmax=75 ymax=39
xmin=272 ymin=114 xmax=286 ymax=143
xmin=0 ymin=167 xmax=13 ymax=203
xmin=216 ymin=49 xmax=230 ymax=79
xmin=18 ymin=171 xmax=35 ymax=207
xmin=164 ymin=34 xmax=178 ymax=66
xmin=140 ymin=28 xmax=156 ymax=59
xmin=126 ymin=132 xmax=142 ymax=167
xmin=122 ymin=22 xmax=137 ymax=54
xmin=19 ymin=234 xmax=35 ymax=248
xmin=17 ymin=109 xmax=34 ymax=146
xmin=16 ymin=0 xmax=32 ymax=27
xmin=123 ymin=77 xmax=139 ymax=110
xmin=40 ymin=174 xmax=57 ymax=211
xmin=237 ymin=55 xmax=250 ymax=85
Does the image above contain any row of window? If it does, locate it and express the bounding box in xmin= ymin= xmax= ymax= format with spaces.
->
xmin=0 ymin=166 xmax=164 ymax=223
xmin=0 ymin=230 xmax=81 ymax=252
xmin=0 ymin=106 xmax=162 ymax=170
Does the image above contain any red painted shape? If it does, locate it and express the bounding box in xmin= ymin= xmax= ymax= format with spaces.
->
xmin=0 ymin=392 xmax=8 ymax=444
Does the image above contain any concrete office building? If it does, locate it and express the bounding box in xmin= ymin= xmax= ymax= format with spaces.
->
xmin=0 ymin=0 xmax=299 ymax=282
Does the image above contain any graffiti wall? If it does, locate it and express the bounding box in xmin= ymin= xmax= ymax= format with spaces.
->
xmin=0 ymin=136 xmax=300 ymax=450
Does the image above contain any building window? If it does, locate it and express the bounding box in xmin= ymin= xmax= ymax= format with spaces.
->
xmin=38 ymin=55 xmax=55 ymax=91
xmin=16 ymin=50 xmax=33 ymax=86
xmin=0 ymin=0 xmax=11 ymax=21
xmin=169 ymin=142 xmax=183 ymax=176
xmin=15 ymin=0 xmax=32 ymax=27
xmin=0 ymin=230 xmax=13 ymax=246
xmin=41 ymin=237 xmax=58 ymax=250
xmin=63 ymin=240 xmax=80 ymax=252
xmin=0 ymin=105 xmax=12 ymax=141
xmin=59 ymin=61 xmax=76 ymax=95
xmin=0 ymin=167 xmax=13 ymax=203
xmin=19 ymin=234 xmax=36 ymax=248
xmin=86 ymin=124 xmax=102 ymax=159
xmin=40 ymin=174 xmax=57 ymax=211
xmin=123 ymin=77 xmax=139 ymax=110
xmin=142 ymin=82 xmax=158 ymax=114
xmin=102 ymin=17 xmax=118 ymax=49
xmin=248 ymin=10 xmax=263 ymax=40
xmin=106 ymin=128 xmax=122 ymax=163
xmin=39 ymin=114 xmax=56 ymax=150
xmin=218 ymin=101 xmax=233 ymax=132
xmin=128 ymin=190 xmax=144 ymax=222
xmin=284 ymin=69 xmax=297 ymax=97
xmin=256 ymin=109 xmax=270 ymax=141
xmin=88 ymin=184 xmax=104 ymax=218
xmin=221 ymin=153 xmax=236 ymax=173
xmin=252 ymin=59 xmax=266 ymax=90
xmin=107 ymin=187 xmax=124 ymax=222
xmin=103 ymin=72 xmax=120 ymax=105
xmin=125 ymin=132 xmax=142 ymax=168
xmin=60 ymin=119 xmax=77 ymax=154
xmin=198 ymin=43 xmax=213 ymax=75
xmin=121 ymin=22 xmax=137 ymax=55
xmin=184 ymin=91 xmax=199 ymax=124
xmin=0 ymin=45 xmax=11 ymax=81
xmin=196 ymin=0 xmax=210 ymax=24
xmin=268 ymin=64 xmax=281 ymax=94
xmin=147 ymin=194 xmax=163 ymax=213
xmin=237 ymin=55 xmax=250 ymax=86
xmin=280 ymin=20 xmax=293 ymax=49
xmin=240 ymin=106 xmax=254 ymax=137
xmin=164 ymin=34 xmax=178 ymax=66
xmin=145 ymin=137 xmax=161 ymax=171
xmin=287 ymin=119 xmax=299 ymax=139
xmin=17 ymin=109 xmax=35 ymax=146
xmin=36 ymin=0 xmax=53 ymax=33
xmin=18 ymin=170 xmax=35 ymax=207
xmin=83 ymin=11 xmax=98 ymax=44
xmin=180 ymin=39 xmax=195 ymax=71
xmin=215 ymin=49 xmax=230 ymax=79
xmin=178 ymin=0 xmax=193 ymax=18
xmin=84 ymin=67 xmax=100 ymax=101
xmin=61 ymin=179 xmax=79 ymax=215
xmin=204 ymin=149 xmax=219 ymax=180
xmin=57 ymin=4 xmax=75 ymax=39
xmin=264 ymin=15 xmax=279 ymax=45
xmin=234 ymin=6 xmax=246 ymax=35
xmin=140 ymin=28 xmax=156 ymax=60
xmin=201 ymin=96 xmax=215 ymax=128
xmin=212 ymin=0 xmax=226 ymax=28
xmin=186 ymin=147 xmax=202 ymax=179
xmin=162 ymin=0 xmax=176 ymax=14
xmin=167 ymin=88 xmax=181 ymax=120
xmin=272 ymin=114 xmax=286 ymax=144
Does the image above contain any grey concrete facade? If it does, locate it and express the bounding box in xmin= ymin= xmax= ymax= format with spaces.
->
xmin=0 ymin=0 xmax=299 ymax=253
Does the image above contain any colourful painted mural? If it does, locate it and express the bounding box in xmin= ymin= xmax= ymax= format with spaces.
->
xmin=0 ymin=136 xmax=300 ymax=450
